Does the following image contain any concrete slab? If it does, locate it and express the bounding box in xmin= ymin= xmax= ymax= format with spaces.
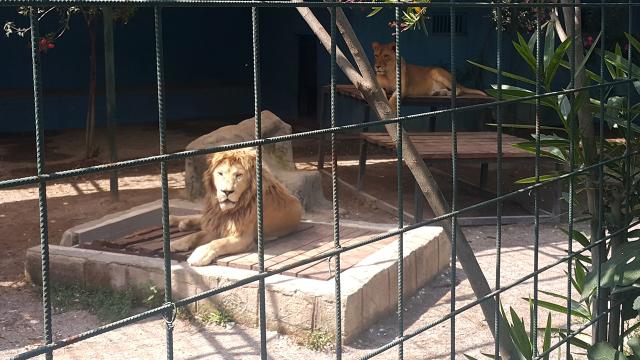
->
xmin=28 ymin=200 xmax=448 ymax=343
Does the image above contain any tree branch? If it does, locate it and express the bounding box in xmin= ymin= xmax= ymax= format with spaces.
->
xmin=294 ymin=4 xmax=365 ymax=87
xmin=295 ymin=3 xmax=521 ymax=358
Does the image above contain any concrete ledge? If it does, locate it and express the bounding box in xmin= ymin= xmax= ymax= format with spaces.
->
xmin=33 ymin=200 xmax=449 ymax=342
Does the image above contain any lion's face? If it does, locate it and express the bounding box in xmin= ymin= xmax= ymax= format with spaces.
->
xmin=211 ymin=160 xmax=251 ymax=211
xmin=204 ymin=149 xmax=257 ymax=212
xmin=372 ymin=42 xmax=396 ymax=77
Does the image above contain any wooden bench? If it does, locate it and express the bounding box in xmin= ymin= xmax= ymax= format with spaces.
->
xmin=358 ymin=131 xmax=558 ymax=223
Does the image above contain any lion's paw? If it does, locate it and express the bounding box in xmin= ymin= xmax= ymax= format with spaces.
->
xmin=170 ymin=237 xmax=193 ymax=252
xmin=178 ymin=220 xmax=191 ymax=232
xmin=187 ymin=245 xmax=217 ymax=267
xmin=168 ymin=215 xmax=181 ymax=227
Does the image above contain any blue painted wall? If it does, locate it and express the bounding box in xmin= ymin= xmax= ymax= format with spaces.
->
xmin=1 ymin=2 xmax=638 ymax=133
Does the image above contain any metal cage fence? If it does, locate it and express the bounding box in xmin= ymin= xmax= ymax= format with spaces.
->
xmin=1 ymin=1 xmax=638 ymax=359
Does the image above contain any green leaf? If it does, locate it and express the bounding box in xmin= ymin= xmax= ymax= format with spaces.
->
xmin=559 ymin=228 xmax=590 ymax=248
xmin=574 ymin=260 xmax=587 ymax=294
xmin=557 ymin=332 xmax=592 ymax=350
xmin=576 ymin=31 xmax=602 ymax=80
xmin=486 ymin=85 xmax=557 ymax=109
xmin=542 ymin=313 xmax=552 ymax=360
xmin=527 ymin=297 xmax=591 ymax=320
xmin=626 ymin=32 xmax=640 ymax=55
xmin=587 ymin=342 xmax=629 ymax=360
xmin=467 ymin=60 xmax=537 ymax=86
xmin=367 ymin=7 xmax=382 ymax=17
xmin=628 ymin=229 xmax=640 ymax=239
xmin=463 ymin=355 xmax=480 ymax=360
xmin=582 ymin=240 xmax=640 ymax=300
xmin=514 ymin=33 xmax=538 ymax=74
xmin=509 ymin=307 xmax=533 ymax=359
xmin=515 ymin=174 xmax=561 ymax=184
xmin=543 ymin=19 xmax=555 ymax=71
xmin=634 ymin=295 xmax=640 ymax=312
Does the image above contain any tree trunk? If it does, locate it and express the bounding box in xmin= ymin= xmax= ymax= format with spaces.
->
xmin=84 ymin=12 xmax=98 ymax=159
xmin=559 ymin=0 xmax=608 ymax=343
xmin=296 ymin=5 xmax=521 ymax=358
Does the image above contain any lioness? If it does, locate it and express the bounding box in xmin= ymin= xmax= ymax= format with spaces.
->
xmin=372 ymin=41 xmax=486 ymax=98
xmin=169 ymin=148 xmax=303 ymax=266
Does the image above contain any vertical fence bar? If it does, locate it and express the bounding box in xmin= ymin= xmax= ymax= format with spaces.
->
xmin=394 ymin=5 xmax=404 ymax=359
xmin=532 ymin=5 xmax=541 ymax=356
xmin=494 ymin=4 xmax=503 ymax=360
xmin=449 ymin=2 xmax=457 ymax=359
xmin=29 ymin=7 xmax=53 ymax=360
xmin=329 ymin=5 xmax=342 ymax=359
xmin=622 ymin=1 xmax=633 ymax=349
xmin=153 ymin=7 xmax=174 ymax=360
xmin=595 ymin=2 xmax=606 ymax=343
xmin=566 ymin=2 xmax=576 ymax=358
xmin=252 ymin=7 xmax=268 ymax=360
xmin=103 ymin=7 xmax=119 ymax=200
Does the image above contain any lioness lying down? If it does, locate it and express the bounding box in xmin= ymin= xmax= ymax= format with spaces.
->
xmin=372 ymin=41 xmax=486 ymax=98
xmin=169 ymin=148 xmax=303 ymax=266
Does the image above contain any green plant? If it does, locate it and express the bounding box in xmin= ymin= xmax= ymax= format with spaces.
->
xmin=198 ymin=308 xmax=234 ymax=327
xmin=51 ymin=283 xmax=166 ymax=323
xmin=464 ymin=301 xmax=554 ymax=360
xmin=471 ymin=11 xmax=640 ymax=353
xmin=305 ymin=330 xmax=334 ymax=352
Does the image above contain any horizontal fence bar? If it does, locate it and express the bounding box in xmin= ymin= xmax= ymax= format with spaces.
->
xmin=1 ymin=1 xmax=639 ymax=8
xmin=0 ymin=79 xmax=633 ymax=190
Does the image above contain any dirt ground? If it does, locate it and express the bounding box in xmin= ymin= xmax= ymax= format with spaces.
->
xmin=0 ymin=122 xmax=587 ymax=359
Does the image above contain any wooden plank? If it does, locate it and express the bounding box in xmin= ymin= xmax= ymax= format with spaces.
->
xmin=221 ymin=223 xmax=333 ymax=269
xmin=214 ymin=223 xmax=316 ymax=267
xmin=261 ymin=227 xmax=366 ymax=274
xmin=295 ymin=230 xmax=389 ymax=279
xmin=294 ymin=232 xmax=396 ymax=280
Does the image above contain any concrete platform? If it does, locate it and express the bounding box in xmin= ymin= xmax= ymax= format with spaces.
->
xmin=27 ymin=200 xmax=449 ymax=342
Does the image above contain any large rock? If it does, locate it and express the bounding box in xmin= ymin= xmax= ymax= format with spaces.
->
xmin=184 ymin=111 xmax=330 ymax=212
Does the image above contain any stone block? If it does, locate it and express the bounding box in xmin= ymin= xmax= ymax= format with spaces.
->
xmin=438 ymin=232 xmax=452 ymax=271
xmin=416 ymin=235 xmax=439 ymax=288
xmin=183 ymin=110 xmax=329 ymax=212
xmin=265 ymin=290 xmax=315 ymax=335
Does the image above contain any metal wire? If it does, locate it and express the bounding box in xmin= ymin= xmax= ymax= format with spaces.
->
xmin=1 ymin=1 xmax=639 ymax=8
xmin=7 ymin=2 xmax=640 ymax=360
xmin=251 ymin=7 xmax=268 ymax=360
xmin=595 ymin=2 xmax=606 ymax=343
xmin=567 ymin=2 xmax=577 ymax=358
xmin=449 ymin=2 xmax=458 ymax=359
xmin=28 ymin=6 xmax=53 ymax=360
xmin=153 ymin=6 xmax=174 ymax=360
xmin=329 ymin=5 xmax=343 ymax=359
xmin=531 ymin=6 xmax=541 ymax=355
xmin=493 ymin=4 xmax=503 ymax=360
xmin=393 ymin=5 xmax=404 ymax=360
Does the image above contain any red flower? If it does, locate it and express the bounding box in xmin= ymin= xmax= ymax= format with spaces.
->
xmin=584 ymin=35 xmax=594 ymax=48
xmin=38 ymin=37 xmax=55 ymax=53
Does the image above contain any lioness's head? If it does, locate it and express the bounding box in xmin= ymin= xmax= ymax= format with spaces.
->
xmin=372 ymin=41 xmax=396 ymax=76
xmin=204 ymin=148 xmax=257 ymax=211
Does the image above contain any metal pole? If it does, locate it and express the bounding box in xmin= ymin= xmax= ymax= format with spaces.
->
xmin=103 ymin=7 xmax=119 ymax=200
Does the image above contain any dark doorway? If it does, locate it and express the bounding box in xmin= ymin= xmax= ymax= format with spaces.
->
xmin=297 ymin=35 xmax=317 ymax=126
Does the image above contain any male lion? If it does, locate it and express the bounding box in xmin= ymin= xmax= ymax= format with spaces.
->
xmin=169 ymin=148 xmax=303 ymax=266
xmin=372 ymin=42 xmax=486 ymax=98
